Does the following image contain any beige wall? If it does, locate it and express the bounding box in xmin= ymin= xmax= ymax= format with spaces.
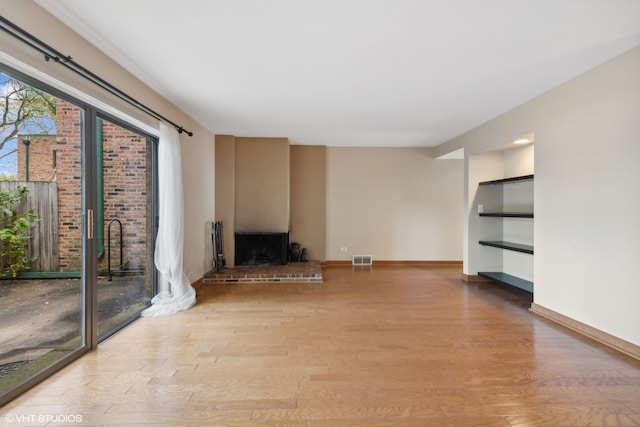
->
xmin=234 ymin=137 xmax=290 ymax=232
xmin=216 ymin=142 xmax=463 ymax=263
xmin=437 ymin=46 xmax=640 ymax=347
xmin=1 ymin=1 xmax=216 ymax=282
xmin=326 ymin=147 xmax=463 ymax=261
xmin=215 ymin=136 xmax=291 ymax=266
xmin=290 ymin=145 xmax=326 ymax=261
xmin=214 ymin=135 xmax=236 ymax=266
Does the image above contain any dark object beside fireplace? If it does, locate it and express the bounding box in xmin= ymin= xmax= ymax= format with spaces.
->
xmin=235 ymin=232 xmax=289 ymax=266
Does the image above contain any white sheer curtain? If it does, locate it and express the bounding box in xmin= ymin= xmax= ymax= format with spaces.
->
xmin=141 ymin=122 xmax=196 ymax=317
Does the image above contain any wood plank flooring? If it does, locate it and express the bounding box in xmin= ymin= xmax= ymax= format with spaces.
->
xmin=2 ymin=265 xmax=640 ymax=426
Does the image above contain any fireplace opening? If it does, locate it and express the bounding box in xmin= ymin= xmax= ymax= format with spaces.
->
xmin=235 ymin=232 xmax=289 ymax=266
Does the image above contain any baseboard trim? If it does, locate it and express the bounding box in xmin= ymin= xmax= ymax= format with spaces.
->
xmin=191 ymin=277 xmax=205 ymax=295
xmin=460 ymin=274 xmax=491 ymax=283
xmin=530 ymin=303 xmax=640 ymax=361
xmin=324 ymin=260 xmax=462 ymax=268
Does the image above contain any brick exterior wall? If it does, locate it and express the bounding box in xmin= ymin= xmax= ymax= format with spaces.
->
xmin=54 ymin=100 xmax=83 ymax=271
xmin=16 ymin=99 xmax=152 ymax=273
xmin=100 ymin=120 xmax=151 ymax=274
xmin=16 ymin=135 xmax=57 ymax=182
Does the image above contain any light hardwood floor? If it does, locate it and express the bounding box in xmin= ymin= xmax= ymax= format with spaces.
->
xmin=2 ymin=265 xmax=640 ymax=426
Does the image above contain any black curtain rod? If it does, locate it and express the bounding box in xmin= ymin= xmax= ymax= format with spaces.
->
xmin=0 ymin=15 xmax=193 ymax=137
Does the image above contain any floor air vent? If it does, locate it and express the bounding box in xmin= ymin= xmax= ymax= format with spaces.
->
xmin=352 ymin=255 xmax=373 ymax=266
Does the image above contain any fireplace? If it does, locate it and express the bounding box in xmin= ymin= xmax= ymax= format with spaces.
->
xmin=235 ymin=232 xmax=289 ymax=266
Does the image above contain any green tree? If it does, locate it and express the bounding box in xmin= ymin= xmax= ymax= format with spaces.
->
xmin=0 ymin=186 xmax=40 ymax=277
xmin=1 ymin=76 xmax=57 ymax=161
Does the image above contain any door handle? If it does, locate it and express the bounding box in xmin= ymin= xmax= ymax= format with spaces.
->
xmin=87 ymin=209 xmax=94 ymax=240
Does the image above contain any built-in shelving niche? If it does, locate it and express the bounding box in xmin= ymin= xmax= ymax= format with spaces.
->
xmin=477 ymin=174 xmax=534 ymax=294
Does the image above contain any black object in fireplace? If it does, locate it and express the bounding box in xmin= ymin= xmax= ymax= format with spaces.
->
xmin=235 ymin=232 xmax=289 ymax=266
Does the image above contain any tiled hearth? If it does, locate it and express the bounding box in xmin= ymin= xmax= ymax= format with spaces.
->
xmin=203 ymin=260 xmax=323 ymax=283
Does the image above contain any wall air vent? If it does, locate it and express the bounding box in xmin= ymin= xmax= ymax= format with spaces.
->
xmin=352 ymin=255 xmax=373 ymax=266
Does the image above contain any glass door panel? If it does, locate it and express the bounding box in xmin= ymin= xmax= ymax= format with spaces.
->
xmin=96 ymin=117 xmax=153 ymax=340
xmin=0 ymin=73 xmax=86 ymax=399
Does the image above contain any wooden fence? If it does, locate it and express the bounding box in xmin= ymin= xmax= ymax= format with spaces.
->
xmin=0 ymin=181 xmax=59 ymax=273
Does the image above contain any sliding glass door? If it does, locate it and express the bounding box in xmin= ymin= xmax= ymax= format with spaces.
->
xmin=0 ymin=71 xmax=88 ymax=401
xmin=0 ymin=67 xmax=157 ymax=404
xmin=96 ymin=116 xmax=154 ymax=340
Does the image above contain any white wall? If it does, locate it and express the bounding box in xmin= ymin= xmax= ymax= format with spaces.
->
xmin=465 ymin=151 xmax=504 ymax=275
xmin=326 ymin=147 xmax=463 ymax=261
xmin=1 ymin=1 xmax=216 ymax=281
xmin=504 ymin=144 xmax=534 ymax=178
xmin=534 ymin=48 xmax=640 ymax=346
xmin=501 ymin=146 xmax=534 ymax=282
xmin=437 ymin=46 xmax=640 ymax=346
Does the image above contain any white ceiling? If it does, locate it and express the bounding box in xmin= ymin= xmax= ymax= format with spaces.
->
xmin=38 ymin=0 xmax=640 ymax=147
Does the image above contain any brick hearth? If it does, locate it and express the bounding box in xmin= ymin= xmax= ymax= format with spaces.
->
xmin=203 ymin=260 xmax=323 ymax=283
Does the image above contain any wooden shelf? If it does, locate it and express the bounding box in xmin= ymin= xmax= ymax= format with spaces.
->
xmin=479 ymin=240 xmax=533 ymax=254
xmin=479 ymin=174 xmax=534 ymax=186
xmin=480 ymin=212 xmax=533 ymax=218
xmin=478 ymin=272 xmax=533 ymax=293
